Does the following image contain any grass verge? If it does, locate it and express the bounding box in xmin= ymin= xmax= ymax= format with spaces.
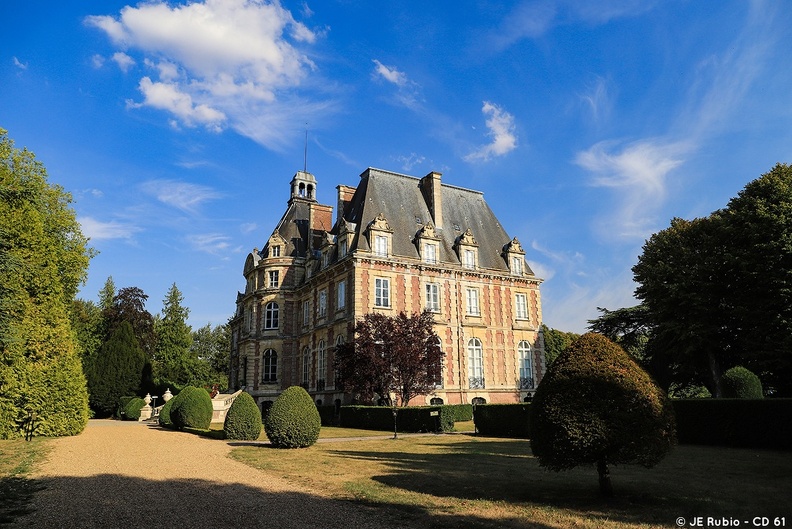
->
xmin=229 ymin=435 xmax=791 ymax=529
xmin=0 ymin=437 xmax=50 ymax=524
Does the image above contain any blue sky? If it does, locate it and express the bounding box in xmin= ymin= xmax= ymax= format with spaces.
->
xmin=2 ymin=0 xmax=791 ymax=332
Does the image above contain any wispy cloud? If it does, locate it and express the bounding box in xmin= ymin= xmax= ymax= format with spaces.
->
xmin=187 ymin=233 xmax=232 ymax=255
xmin=240 ymin=223 xmax=258 ymax=234
xmin=371 ymin=59 xmax=422 ymax=109
xmin=78 ymin=216 xmax=140 ymax=241
xmin=85 ymin=0 xmax=327 ymax=151
xmin=465 ymin=101 xmax=518 ymax=162
xmin=13 ymin=57 xmax=28 ymax=70
xmin=140 ymin=180 xmax=222 ymax=213
xmin=579 ymin=75 xmax=612 ymax=125
xmin=394 ymin=153 xmax=425 ymax=172
xmin=485 ymin=0 xmax=655 ymax=52
xmin=576 ymin=139 xmax=688 ymax=241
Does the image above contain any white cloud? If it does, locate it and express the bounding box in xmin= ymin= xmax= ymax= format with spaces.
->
xmin=371 ymin=59 xmax=422 ymax=109
xmin=91 ymin=54 xmax=105 ymax=68
xmin=576 ymin=139 xmax=688 ymax=241
xmin=579 ymin=76 xmax=612 ymax=124
xmin=465 ymin=101 xmax=518 ymax=162
xmin=140 ymin=180 xmax=223 ymax=213
xmin=394 ymin=153 xmax=425 ymax=172
xmin=86 ymin=0 xmax=324 ymax=150
xmin=78 ymin=216 xmax=140 ymax=240
xmin=112 ymin=52 xmax=135 ymax=72
xmin=240 ymin=223 xmax=258 ymax=234
xmin=13 ymin=57 xmax=28 ymax=70
xmin=372 ymin=59 xmax=407 ymax=87
xmin=131 ymin=77 xmax=226 ymax=130
xmin=187 ymin=233 xmax=232 ymax=254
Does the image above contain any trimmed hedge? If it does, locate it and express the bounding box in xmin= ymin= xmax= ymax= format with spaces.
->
xmin=158 ymin=398 xmax=175 ymax=428
xmin=116 ymin=396 xmax=136 ymax=419
xmin=722 ymin=367 xmax=763 ymax=399
xmin=123 ymin=397 xmax=146 ymax=421
xmin=474 ymin=404 xmax=532 ymax=438
xmin=672 ymin=398 xmax=792 ymax=450
xmin=224 ymin=392 xmax=261 ymax=440
xmin=317 ymin=405 xmax=337 ymax=427
xmin=339 ymin=405 xmax=451 ymax=432
xmin=445 ymin=404 xmax=473 ymax=422
xmin=264 ymin=386 xmax=321 ymax=448
xmin=171 ymin=386 xmax=213 ymax=430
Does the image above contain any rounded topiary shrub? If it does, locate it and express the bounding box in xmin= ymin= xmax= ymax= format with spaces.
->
xmin=158 ymin=397 xmax=175 ymax=428
xmin=170 ymin=386 xmax=213 ymax=430
xmin=264 ymin=386 xmax=320 ymax=448
xmin=224 ymin=392 xmax=262 ymax=440
xmin=123 ymin=397 xmax=146 ymax=421
xmin=531 ymin=333 xmax=676 ymax=497
xmin=722 ymin=366 xmax=763 ymax=399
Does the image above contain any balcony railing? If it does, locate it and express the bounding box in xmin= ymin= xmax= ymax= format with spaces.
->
xmin=519 ymin=377 xmax=535 ymax=390
xmin=468 ymin=377 xmax=486 ymax=389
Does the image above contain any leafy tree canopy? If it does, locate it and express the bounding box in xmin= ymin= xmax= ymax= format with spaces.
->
xmin=335 ymin=311 xmax=444 ymax=406
xmin=0 ymin=128 xmax=91 ymax=437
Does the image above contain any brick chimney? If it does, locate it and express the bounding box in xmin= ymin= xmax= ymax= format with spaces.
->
xmin=336 ymin=185 xmax=356 ymax=223
xmin=419 ymin=171 xmax=443 ymax=228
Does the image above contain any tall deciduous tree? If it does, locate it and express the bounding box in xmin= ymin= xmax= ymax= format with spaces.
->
xmin=0 ymin=128 xmax=92 ymax=437
xmin=191 ymin=322 xmax=230 ymax=390
xmin=631 ymin=163 xmax=792 ymax=396
xmin=540 ymin=324 xmax=580 ymax=367
xmin=335 ymin=311 xmax=444 ymax=406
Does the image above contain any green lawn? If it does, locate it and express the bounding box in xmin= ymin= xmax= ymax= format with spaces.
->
xmin=0 ymin=438 xmax=49 ymax=524
xmin=230 ymin=435 xmax=792 ymax=529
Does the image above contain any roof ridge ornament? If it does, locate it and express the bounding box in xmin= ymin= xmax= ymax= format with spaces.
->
xmin=456 ymin=227 xmax=478 ymax=247
xmin=504 ymin=236 xmax=525 ymax=254
xmin=368 ymin=212 xmax=393 ymax=232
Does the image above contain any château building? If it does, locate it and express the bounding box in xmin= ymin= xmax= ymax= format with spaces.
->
xmin=229 ymin=167 xmax=545 ymax=412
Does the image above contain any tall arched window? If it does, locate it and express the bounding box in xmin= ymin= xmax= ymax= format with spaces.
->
xmin=333 ymin=335 xmax=345 ymax=388
xmin=302 ymin=346 xmax=310 ymax=388
xmin=467 ymin=338 xmax=484 ymax=389
xmin=262 ymin=349 xmax=277 ymax=383
xmin=264 ymin=301 xmax=279 ymax=330
xmin=317 ymin=340 xmax=326 ymax=390
xmin=518 ymin=341 xmax=534 ymax=389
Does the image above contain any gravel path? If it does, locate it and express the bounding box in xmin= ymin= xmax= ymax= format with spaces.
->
xmin=19 ymin=420 xmax=412 ymax=529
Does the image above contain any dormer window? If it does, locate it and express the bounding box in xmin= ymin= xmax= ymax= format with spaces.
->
xmin=374 ymin=235 xmax=388 ymax=257
xmin=512 ymin=256 xmax=523 ymax=275
xmin=463 ymin=249 xmax=476 ymax=269
xmin=339 ymin=239 xmax=348 ymax=258
xmin=271 ymin=245 xmax=281 ymax=257
xmin=423 ymin=242 xmax=437 ymax=264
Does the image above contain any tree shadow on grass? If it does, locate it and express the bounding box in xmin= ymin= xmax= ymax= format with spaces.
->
xmin=2 ymin=473 xmax=561 ymax=529
xmin=327 ymin=439 xmax=789 ymax=527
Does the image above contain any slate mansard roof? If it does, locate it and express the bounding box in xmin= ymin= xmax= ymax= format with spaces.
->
xmin=253 ymin=167 xmax=535 ymax=277
xmin=342 ymin=167 xmax=534 ymax=275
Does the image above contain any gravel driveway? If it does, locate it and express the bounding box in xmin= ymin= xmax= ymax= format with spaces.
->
xmin=19 ymin=420 xmax=411 ymax=529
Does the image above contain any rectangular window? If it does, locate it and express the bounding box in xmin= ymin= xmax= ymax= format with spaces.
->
xmin=466 ymin=288 xmax=480 ymax=316
xmin=337 ymin=280 xmax=346 ymax=310
xmin=423 ymin=243 xmax=437 ymax=264
xmin=375 ymin=278 xmax=390 ymax=307
xmin=463 ymin=249 xmax=475 ymax=269
xmin=339 ymin=239 xmax=348 ymax=258
xmin=515 ymin=293 xmax=528 ymax=320
xmin=512 ymin=256 xmax=523 ymax=275
xmin=302 ymin=300 xmax=309 ymax=327
xmin=425 ymin=283 xmax=440 ymax=312
xmin=322 ymin=252 xmax=329 ymax=268
xmin=271 ymin=245 xmax=281 ymax=257
xmin=318 ymin=290 xmax=327 ymax=318
xmin=268 ymin=270 xmax=279 ymax=288
xmin=374 ymin=235 xmax=388 ymax=257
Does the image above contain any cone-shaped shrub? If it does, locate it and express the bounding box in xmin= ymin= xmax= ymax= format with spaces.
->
xmin=158 ymin=397 xmax=175 ymax=428
xmin=224 ymin=392 xmax=262 ymax=440
xmin=531 ymin=333 xmax=676 ymax=497
xmin=123 ymin=397 xmax=146 ymax=421
xmin=170 ymin=386 xmax=213 ymax=430
xmin=722 ymin=366 xmax=763 ymax=399
xmin=264 ymin=386 xmax=320 ymax=448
